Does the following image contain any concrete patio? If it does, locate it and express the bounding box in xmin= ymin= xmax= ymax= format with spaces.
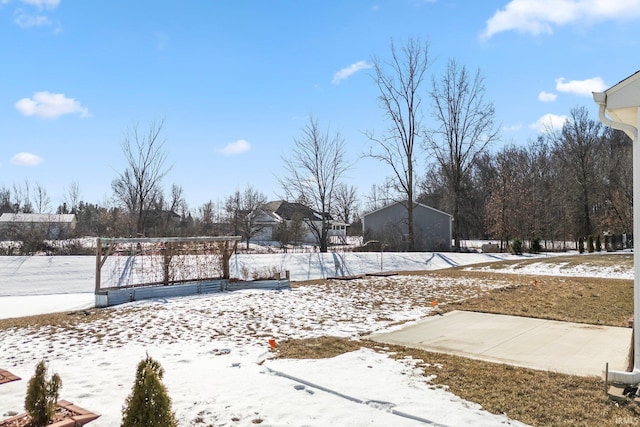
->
xmin=366 ymin=310 xmax=632 ymax=377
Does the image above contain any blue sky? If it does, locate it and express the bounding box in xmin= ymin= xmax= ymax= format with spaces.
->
xmin=2 ymin=0 xmax=640 ymax=212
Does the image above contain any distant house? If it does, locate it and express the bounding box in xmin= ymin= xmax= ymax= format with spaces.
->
xmin=362 ymin=201 xmax=452 ymax=251
xmin=252 ymin=200 xmax=346 ymax=245
xmin=0 ymin=213 xmax=77 ymax=240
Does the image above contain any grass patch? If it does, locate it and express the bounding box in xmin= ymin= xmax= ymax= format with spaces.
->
xmin=467 ymin=253 xmax=633 ymax=272
xmin=430 ymin=269 xmax=633 ymax=327
xmin=0 ymin=309 xmax=114 ymax=331
xmin=275 ymin=336 xmax=362 ymax=359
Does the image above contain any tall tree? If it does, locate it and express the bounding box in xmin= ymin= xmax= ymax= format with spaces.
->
xmin=12 ymin=180 xmax=32 ymax=213
xmin=0 ymin=187 xmax=11 ymax=214
xmin=225 ymin=186 xmax=267 ymax=249
xmin=552 ymin=106 xmax=604 ymax=238
xmin=280 ymin=116 xmax=349 ymax=252
xmin=365 ymin=37 xmax=430 ymax=251
xmin=427 ymin=59 xmax=499 ymax=251
xmin=601 ymin=129 xmax=633 ymax=234
xmin=332 ymin=184 xmax=359 ymax=225
xmin=33 ymin=182 xmax=51 ymax=213
xmin=111 ymin=119 xmax=172 ymax=236
xmin=63 ymin=181 xmax=82 ymax=214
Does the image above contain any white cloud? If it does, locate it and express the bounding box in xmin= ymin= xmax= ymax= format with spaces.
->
xmin=555 ymin=76 xmax=607 ymax=96
xmin=15 ymin=91 xmax=90 ymax=119
xmin=221 ymin=139 xmax=251 ymax=155
xmin=332 ymin=61 xmax=372 ymax=84
xmin=14 ymin=11 xmax=50 ymax=28
xmin=538 ymin=91 xmax=557 ymax=102
xmin=10 ymin=152 xmax=43 ymax=166
xmin=529 ymin=113 xmax=569 ymax=132
xmin=481 ymin=0 xmax=640 ymax=40
xmin=20 ymin=0 xmax=60 ymax=9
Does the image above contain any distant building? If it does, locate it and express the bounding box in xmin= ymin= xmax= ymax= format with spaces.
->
xmin=362 ymin=201 xmax=452 ymax=251
xmin=0 ymin=213 xmax=77 ymax=240
xmin=252 ymin=200 xmax=346 ymax=245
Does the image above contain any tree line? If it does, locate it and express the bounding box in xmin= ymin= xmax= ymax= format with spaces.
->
xmin=1 ymin=37 xmax=631 ymax=253
xmin=417 ymin=106 xmax=632 ymax=250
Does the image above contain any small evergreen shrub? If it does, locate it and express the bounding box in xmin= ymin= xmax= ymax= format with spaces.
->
xmin=122 ymin=354 xmax=177 ymax=427
xmin=529 ymin=237 xmax=542 ymax=254
xmin=578 ymin=237 xmax=585 ymax=254
xmin=510 ymin=239 xmax=523 ymax=255
xmin=25 ymin=360 xmax=62 ymax=427
xmin=587 ymin=235 xmax=595 ymax=253
xmin=596 ymin=234 xmax=602 ymax=252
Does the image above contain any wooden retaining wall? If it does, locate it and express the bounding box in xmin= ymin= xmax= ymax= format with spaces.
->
xmin=95 ymin=279 xmax=290 ymax=308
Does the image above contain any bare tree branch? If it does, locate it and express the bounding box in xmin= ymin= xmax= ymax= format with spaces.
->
xmin=365 ymin=37 xmax=430 ymax=250
xmin=279 ymin=116 xmax=349 ymax=252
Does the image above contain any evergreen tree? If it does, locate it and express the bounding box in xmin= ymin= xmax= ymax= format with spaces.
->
xmin=122 ymin=355 xmax=176 ymax=427
xmin=529 ymin=237 xmax=542 ymax=254
xmin=596 ymin=234 xmax=602 ymax=252
xmin=587 ymin=235 xmax=595 ymax=253
xmin=510 ymin=239 xmax=523 ymax=255
xmin=578 ymin=237 xmax=585 ymax=254
xmin=25 ymin=360 xmax=62 ymax=427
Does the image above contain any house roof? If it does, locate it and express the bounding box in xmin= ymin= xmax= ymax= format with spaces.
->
xmin=593 ymin=70 xmax=640 ymax=140
xmin=363 ymin=201 xmax=452 ymax=219
xmin=0 ymin=213 xmax=76 ymax=224
xmin=258 ymin=200 xmax=332 ymax=221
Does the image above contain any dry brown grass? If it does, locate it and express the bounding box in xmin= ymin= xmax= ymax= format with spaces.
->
xmin=371 ymin=340 xmax=639 ymax=427
xmin=430 ymin=269 xmax=634 ymax=327
xmin=0 ymin=309 xmax=114 ymax=332
xmin=276 ymin=254 xmax=638 ymax=427
xmin=275 ymin=336 xmax=363 ymax=359
xmin=469 ymin=253 xmax=633 ymax=271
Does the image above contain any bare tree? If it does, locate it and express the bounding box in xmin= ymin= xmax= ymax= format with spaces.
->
xmin=332 ymin=184 xmax=359 ymax=225
xmin=149 ymin=183 xmax=188 ymax=236
xmin=0 ymin=186 xmax=11 ymax=213
xmin=111 ymin=119 xmax=172 ymax=236
xmin=198 ymin=200 xmax=219 ymax=236
xmin=225 ymin=186 xmax=267 ymax=249
xmin=427 ymin=59 xmax=499 ymax=251
xmin=552 ymin=105 xmax=605 ymax=239
xmin=280 ymin=116 xmax=349 ymax=252
xmin=12 ymin=180 xmax=32 ymax=213
xmin=33 ymin=182 xmax=51 ymax=213
xmin=602 ymin=128 xmax=632 ymax=234
xmin=63 ymin=181 xmax=82 ymax=214
xmin=365 ymin=37 xmax=430 ymax=250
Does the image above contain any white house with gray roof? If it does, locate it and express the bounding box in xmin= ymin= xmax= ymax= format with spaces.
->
xmin=0 ymin=213 xmax=77 ymax=240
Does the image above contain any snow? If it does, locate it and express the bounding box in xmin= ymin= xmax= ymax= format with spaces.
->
xmin=0 ymin=250 xmax=623 ymax=426
xmin=465 ymin=252 xmax=633 ymax=280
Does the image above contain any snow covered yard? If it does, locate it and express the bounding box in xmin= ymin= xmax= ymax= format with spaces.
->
xmin=465 ymin=252 xmax=634 ymax=280
xmin=0 ymin=274 xmax=527 ymax=426
xmin=2 ymin=251 xmax=632 ymax=426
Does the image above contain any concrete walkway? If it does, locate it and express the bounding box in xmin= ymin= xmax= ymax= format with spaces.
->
xmin=366 ymin=310 xmax=632 ymax=377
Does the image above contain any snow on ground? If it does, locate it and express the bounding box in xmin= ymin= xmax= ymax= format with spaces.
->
xmin=1 ymin=274 xmax=528 ymax=426
xmin=0 ymin=250 xmax=622 ymax=426
xmin=0 ymin=251 xmax=540 ymax=320
xmin=465 ymin=252 xmax=634 ymax=280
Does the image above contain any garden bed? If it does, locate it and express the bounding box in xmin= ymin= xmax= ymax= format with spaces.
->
xmin=0 ymin=400 xmax=99 ymax=427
